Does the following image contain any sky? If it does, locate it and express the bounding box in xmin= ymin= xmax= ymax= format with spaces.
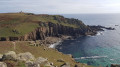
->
xmin=0 ymin=0 xmax=120 ymax=14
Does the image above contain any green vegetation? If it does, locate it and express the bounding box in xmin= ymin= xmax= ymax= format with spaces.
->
xmin=0 ymin=13 xmax=87 ymax=37
xmin=17 ymin=61 xmax=26 ymax=67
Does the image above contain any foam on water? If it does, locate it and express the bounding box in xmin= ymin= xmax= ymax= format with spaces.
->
xmin=74 ymin=56 xmax=108 ymax=60
xmin=49 ymin=40 xmax=62 ymax=48
xmin=97 ymin=32 xmax=103 ymax=35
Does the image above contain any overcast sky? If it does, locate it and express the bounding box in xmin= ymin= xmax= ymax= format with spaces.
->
xmin=0 ymin=0 xmax=120 ymax=14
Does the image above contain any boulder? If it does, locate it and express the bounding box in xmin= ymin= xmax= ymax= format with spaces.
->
xmin=50 ymin=62 xmax=54 ymax=65
xmin=60 ymin=63 xmax=70 ymax=67
xmin=25 ymin=61 xmax=39 ymax=67
xmin=0 ymin=54 xmax=3 ymax=60
xmin=25 ymin=57 xmax=54 ymax=67
xmin=44 ymin=62 xmax=52 ymax=67
xmin=0 ymin=62 xmax=7 ymax=67
xmin=34 ymin=57 xmax=54 ymax=67
xmin=34 ymin=57 xmax=48 ymax=64
xmin=0 ymin=51 xmax=55 ymax=67
xmin=111 ymin=64 xmax=120 ymax=67
xmin=17 ymin=52 xmax=35 ymax=61
xmin=2 ymin=51 xmax=17 ymax=61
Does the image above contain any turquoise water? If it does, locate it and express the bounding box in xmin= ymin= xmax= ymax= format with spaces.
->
xmin=56 ymin=14 xmax=120 ymax=67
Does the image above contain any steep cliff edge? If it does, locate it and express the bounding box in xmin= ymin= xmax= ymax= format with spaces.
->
xmin=0 ymin=13 xmax=96 ymax=41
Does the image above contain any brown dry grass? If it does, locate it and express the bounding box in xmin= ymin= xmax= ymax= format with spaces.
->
xmin=0 ymin=41 xmax=93 ymax=67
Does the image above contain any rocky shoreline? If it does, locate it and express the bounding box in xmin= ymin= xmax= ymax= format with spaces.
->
xmin=27 ymin=25 xmax=115 ymax=48
xmin=27 ymin=35 xmax=74 ymax=49
xmin=0 ymin=13 xmax=116 ymax=67
xmin=88 ymin=25 xmax=115 ymax=31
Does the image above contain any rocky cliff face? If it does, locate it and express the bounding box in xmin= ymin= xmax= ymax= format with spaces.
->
xmin=0 ymin=22 xmax=95 ymax=41
xmin=0 ymin=14 xmax=96 ymax=41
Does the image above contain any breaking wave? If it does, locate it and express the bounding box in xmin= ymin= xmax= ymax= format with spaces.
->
xmin=74 ymin=56 xmax=107 ymax=60
xmin=49 ymin=40 xmax=62 ymax=48
xmin=96 ymin=32 xmax=103 ymax=35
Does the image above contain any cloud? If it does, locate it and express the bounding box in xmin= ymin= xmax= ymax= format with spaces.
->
xmin=0 ymin=0 xmax=120 ymax=14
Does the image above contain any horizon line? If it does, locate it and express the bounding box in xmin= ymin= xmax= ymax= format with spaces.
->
xmin=0 ymin=11 xmax=120 ymax=15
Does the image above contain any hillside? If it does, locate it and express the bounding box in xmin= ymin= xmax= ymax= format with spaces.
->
xmin=0 ymin=12 xmax=96 ymax=41
xmin=0 ymin=41 xmax=93 ymax=67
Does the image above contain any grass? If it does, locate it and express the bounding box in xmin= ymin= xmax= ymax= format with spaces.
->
xmin=15 ymin=22 xmax=39 ymax=36
xmin=0 ymin=22 xmax=39 ymax=37
xmin=0 ymin=41 xmax=93 ymax=67
xmin=0 ymin=13 xmax=87 ymax=37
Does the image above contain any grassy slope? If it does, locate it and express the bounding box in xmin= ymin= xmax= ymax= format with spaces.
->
xmin=0 ymin=13 xmax=39 ymax=37
xmin=0 ymin=41 xmax=93 ymax=67
xmin=0 ymin=13 xmax=87 ymax=37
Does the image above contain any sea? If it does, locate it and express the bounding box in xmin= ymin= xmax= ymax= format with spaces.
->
xmin=56 ymin=14 xmax=120 ymax=67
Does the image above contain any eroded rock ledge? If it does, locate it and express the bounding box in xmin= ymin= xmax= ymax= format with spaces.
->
xmin=0 ymin=22 xmax=96 ymax=41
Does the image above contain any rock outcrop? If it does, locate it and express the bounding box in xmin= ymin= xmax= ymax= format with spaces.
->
xmin=0 ymin=51 xmax=55 ymax=67
xmin=2 ymin=51 xmax=17 ymax=61
xmin=17 ymin=52 xmax=35 ymax=61
xmin=88 ymin=25 xmax=115 ymax=31
xmin=25 ymin=61 xmax=39 ymax=67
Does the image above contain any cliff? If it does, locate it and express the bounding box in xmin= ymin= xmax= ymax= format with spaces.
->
xmin=0 ymin=13 xmax=96 ymax=41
